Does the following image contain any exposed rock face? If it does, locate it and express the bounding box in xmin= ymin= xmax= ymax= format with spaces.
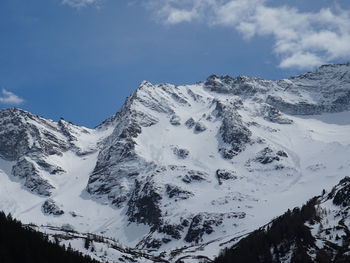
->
xmin=253 ymin=147 xmax=288 ymax=165
xmin=185 ymin=212 xmax=246 ymax=244
xmin=127 ymin=178 xmax=162 ymax=226
xmin=12 ymin=158 xmax=54 ymax=196
xmin=267 ymin=64 xmax=350 ymax=115
xmin=194 ymin=122 xmax=207 ymax=133
xmin=86 ymin=93 xmax=157 ymax=207
xmin=0 ymin=108 xmax=69 ymax=161
xmin=0 ymin=108 xmax=95 ymax=196
xmin=185 ymin=117 xmax=196 ymax=128
xmin=166 ymin=184 xmax=193 ymax=199
xmin=182 ymin=170 xmax=208 ymax=184
xmin=185 ymin=213 xmax=216 ymax=244
xmin=204 ymin=74 xmax=267 ymax=97
xmin=36 ymin=160 xmax=65 ymax=175
xmin=216 ymin=169 xmax=237 ymax=185
xmin=170 ymin=115 xmax=181 ymax=126
xmin=42 ymin=199 xmax=64 ymax=216
xmin=172 ymin=146 xmax=189 ymax=159
xmin=332 ymin=178 xmax=350 ymax=207
xmin=213 ymin=100 xmax=252 ymax=159
xmin=260 ymin=104 xmax=293 ymax=124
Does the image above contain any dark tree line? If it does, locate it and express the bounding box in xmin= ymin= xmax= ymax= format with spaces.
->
xmin=0 ymin=211 xmax=100 ymax=263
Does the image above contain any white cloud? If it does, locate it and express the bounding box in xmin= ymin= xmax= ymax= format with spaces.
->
xmin=279 ymin=52 xmax=325 ymax=70
xmin=0 ymin=89 xmax=24 ymax=105
xmin=163 ymin=8 xmax=198 ymax=24
xmin=149 ymin=0 xmax=350 ymax=69
xmin=149 ymin=0 xmax=212 ymax=24
xmin=62 ymin=0 xmax=99 ymax=8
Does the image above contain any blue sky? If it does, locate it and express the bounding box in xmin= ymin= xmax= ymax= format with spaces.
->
xmin=1 ymin=0 xmax=350 ymax=127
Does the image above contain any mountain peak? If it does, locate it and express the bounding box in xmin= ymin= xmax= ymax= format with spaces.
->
xmin=139 ymin=80 xmax=154 ymax=88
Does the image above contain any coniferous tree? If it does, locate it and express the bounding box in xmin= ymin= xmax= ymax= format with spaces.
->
xmin=0 ymin=211 xmax=100 ymax=263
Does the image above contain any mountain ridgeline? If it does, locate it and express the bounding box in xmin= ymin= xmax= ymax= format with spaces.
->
xmin=0 ymin=63 xmax=350 ymax=262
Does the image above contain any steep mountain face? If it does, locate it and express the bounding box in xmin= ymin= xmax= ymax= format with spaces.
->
xmin=0 ymin=108 xmax=104 ymax=196
xmin=0 ymin=63 xmax=350 ymax=262
xmin=214 ymin=177 xmax=350 ymax=263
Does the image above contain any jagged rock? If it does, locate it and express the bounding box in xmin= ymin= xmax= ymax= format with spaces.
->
xmin=42 ymin=199 xmax=64 ymax=216
xmin=187 ymin=89 xmax=204 ymax=102
xmin=87 ymin=107 xmax=155 ymax=207
xmin=146 ymin=239 xmax=162 ymax=249
xmin=87 ymin=139 xmax=152 ymax=207
xmin=172 ymin=146 xmax=189 ymax=159
xmin=12 ymin=158 xmax=54 ymax=196
xmin=58 ymin=119 xmax=78 ymax=142
xmin=185 ymin=118 xmax=195 ymax=128
xmin=194 ymin=122 xmax=207 ymax=133
xmin=127 ymin=179 xmax=162 ymax=226
xmin=0 ymin=108 xmax=69 ymax=161
xmin=135 ymin=82 xmax=175 ymax=114
xmin=166 ymin=184 xmax=193 ymax=199
xmin=214 ymin=101 xmax=251 ymax=159
xmin=184 ymin=214 xmax=216 ymax=243
xmin=253 ymin=147 xmax=288 ymax=165
xmin=182 ymin=170 xmax=208 ymax=184
xmin=161 ymin=85 xmax=191 ymax=106
xmin=333 ymin=178 xmax=350 ymax=207
xmin=170 ymin=115 xmax=181 ymax=126
xmin=261 ymin=104 xmax=293 ymax=124
xmin=185 ymin=212 xmax=245 ymax=243
xmin=216 ymin=169 xmax=237 ymax=185
xmin=158 ymin=224 xmax=184 ymax=240
xmin=36 ymin=160 xmax=65 ymax=175
xmin=135 ymin=111 xmax=159 ymax=127
xmin=266 ymin=96 xmax=324 ymax=115
xmin=204 ymin=74 xmax=267 ymax=96
xmin=276 ymin=150 xmax=288 ymax=158
xmin=86 ymin=95 xmax=159 ymax=208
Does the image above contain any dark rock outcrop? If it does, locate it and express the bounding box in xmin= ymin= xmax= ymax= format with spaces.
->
xmin=216 ymin=169 xmax=237 ymax=185
xmin=12 ymin=158 xmax=54 ymax=196
xmin=166 ymin=184 xmax=193 ymax=200
xmin=172 ymin=146 xmax=189 ymax=159
xmin=42 ymin=199 xmax=64 ymax=216
xmin=127 ymin=179 xmax=162 ymax=226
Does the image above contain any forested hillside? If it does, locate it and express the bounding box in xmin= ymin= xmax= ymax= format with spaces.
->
xmin=214 ymin=177 xmax=350 ymax=263
xmin=0 ymin=211 xmax=100 ymax=263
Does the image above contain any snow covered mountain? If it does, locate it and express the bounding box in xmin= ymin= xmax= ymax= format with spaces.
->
xmin=0 ymin=63 xmax=350 ymax=262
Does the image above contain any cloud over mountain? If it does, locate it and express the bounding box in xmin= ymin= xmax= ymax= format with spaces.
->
xmin=0 ymin=89 xmax=23 ymax=105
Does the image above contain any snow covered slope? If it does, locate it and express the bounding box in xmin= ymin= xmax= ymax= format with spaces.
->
xmin=0 ymin=63 xmax=350 ymax=262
